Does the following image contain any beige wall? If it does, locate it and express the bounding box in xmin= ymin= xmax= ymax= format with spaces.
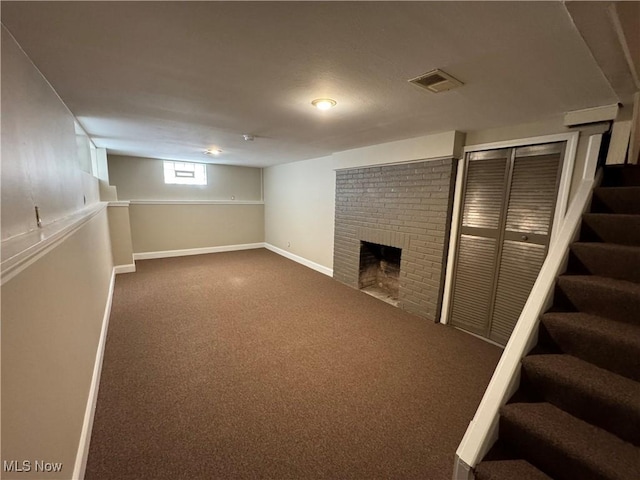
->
xmin=332 ymin=131 xmax=464 ymax=169
xmin=108 ymin=155 xmax=265 ymax=254
xmin=264 ymin=131 xmax=461 ymax=270
xmin=108 ymin=155 xmax=262 ymax=201
xmin=614 ymin=1 xmax=640 ymax=87
xmin=2 ymin=211 xmax=113 ymax=480
xmin=1 ymin=27 xmax=115 ymax=479
xmin=108 ymin=205 xmax=135 ymax=266
xmin=129 ymin=204 xmax=264 ymax=253
xmin=264 ymin=156 xmax=336 ymax=268
xmin=1 ymin=26 xmax=98 ymax=241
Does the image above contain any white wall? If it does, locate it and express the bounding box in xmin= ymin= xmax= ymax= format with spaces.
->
xmin=1 ymin=26 xmax=114 ymax=479
xmin=1 ymin=26 xmax=99 ymax=241
xmin=264 ymin=131 xmax=461 ymax=270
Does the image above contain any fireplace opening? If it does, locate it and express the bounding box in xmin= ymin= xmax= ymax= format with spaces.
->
xmin=358 ymin=241 xmax=402 ymax=306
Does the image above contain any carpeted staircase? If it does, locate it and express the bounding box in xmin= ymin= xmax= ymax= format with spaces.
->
xmin=474 ymin=165 xmax=640 ymax=480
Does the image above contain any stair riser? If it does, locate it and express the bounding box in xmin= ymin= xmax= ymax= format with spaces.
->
xmin=580 ymin=215 xmax=640 ymax=246
xmin=555 ymin=281 xmax=640 ymax=326
xmin=601 ymin=166 xmax=640 ymax=187
xmin=591 ymin=188 xmax=640 ymax=214
xmin=539 ymin=321 xmax=640 ymax=382
xmin=500 ymin=416 xmax=607 ymax=480
xmin=569 ymin=246 xmax=640 ymax=283
xmin=521 ymin=367 xmax=640 ymax=445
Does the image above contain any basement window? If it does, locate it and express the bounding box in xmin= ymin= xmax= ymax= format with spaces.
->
xmin=163 ymin=161 xmax=207 ymax=185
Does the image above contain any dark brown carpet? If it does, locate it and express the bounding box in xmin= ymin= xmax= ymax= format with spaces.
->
xmin=85 ymin=249 xmax=501 ymax=479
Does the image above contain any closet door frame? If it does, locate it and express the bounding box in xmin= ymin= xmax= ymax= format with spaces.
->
xmin=439 ymin=132 xmax=579 ymax=333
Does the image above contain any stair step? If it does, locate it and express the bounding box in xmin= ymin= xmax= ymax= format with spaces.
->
xmin=602 ymin=165 xmax=640 ymax=187
xmin=521 ymin=354 xmax=640 ymax=445
xmin=556 ymin=275 xmax=640 ymax=325
xmin=592 ymin=187 xmax=640 ymax=214
xmin=570 ymin=243 xmax=640 ymax=283
xmin=500 ymin=402 xmax=640 ymax=480
xmin=475 ymin=459 xmax=552 ymax=480
xmin=540 ymin=312 xmax=640 ymax=381
xmin=581 ymin=214 xmax=640 ymax=246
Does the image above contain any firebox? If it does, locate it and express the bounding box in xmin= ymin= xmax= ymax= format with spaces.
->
xmin=358 ymin=241 xmax=402 ymax=306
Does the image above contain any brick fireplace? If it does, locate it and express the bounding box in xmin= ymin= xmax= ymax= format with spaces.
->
xmin=333 ymin=159 xmax=455 ymax=320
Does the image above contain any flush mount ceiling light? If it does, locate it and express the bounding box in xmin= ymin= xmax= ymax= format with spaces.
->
xmin=204 ymin=149 xmax=222 ymax=156
xmin=311 ymin=98 xmax=337 ymax=110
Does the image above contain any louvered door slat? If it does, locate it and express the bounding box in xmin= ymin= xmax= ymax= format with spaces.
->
xmin=505 ymin=153 xmax=562 ymax=236
xmin=461 ymin=158 xmax=508 ymax=229
xmin=490 ymin=241 xmax=546 ymax=344
xmin=489 ymin=147 xmax=562 ymax=344
xmin=449 ymin=235 xmax=497 ymax=335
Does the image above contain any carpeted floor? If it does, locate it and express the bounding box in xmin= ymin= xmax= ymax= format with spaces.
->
xmin=85 ymin=249 xmax=501 ymax=479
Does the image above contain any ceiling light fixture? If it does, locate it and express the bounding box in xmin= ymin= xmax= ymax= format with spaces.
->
xmin=204 ymin=149 xmax=222 ymax=156
xmin=311 ymin=98 xmax=337 ymax=110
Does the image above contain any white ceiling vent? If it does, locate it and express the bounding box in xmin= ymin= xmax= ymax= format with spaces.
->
xmin=409 ymin=69 xmax=464 ymax=93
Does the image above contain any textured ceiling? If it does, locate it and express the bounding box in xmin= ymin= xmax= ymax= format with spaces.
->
xmin=1 ymin=1 xmax=618 ymax=167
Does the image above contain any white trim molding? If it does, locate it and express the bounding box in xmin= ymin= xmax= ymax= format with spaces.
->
xmin=108 ymin=201 xmax=130 ymax=207
xmin=440 ymin=159 xmax=465 ymax=325
xmin=114 ymin=263 xmax=136 ymax=274
xmin=129 ymin=200 xmax=264 ymax=205
xmin=563 ymin=104 xmax=618 ymax=127
xmin=463 ymin=132 xmax=580 ymax=154
xmin=333 ymin=155 xmax=453 ymax=172
xmin=73 ymin=267 xmax=116 ymax=480
xmin=133 ymin=243 xmax=264 ymax=260
xmin=1 ymin=202 xmax=108 ymax=286
xmin=264 ymin=243 xmax=333 ymax=277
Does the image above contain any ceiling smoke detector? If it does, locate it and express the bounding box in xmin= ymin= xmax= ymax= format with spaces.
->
xmin=409 ymin=69 xmax=464 ymax=93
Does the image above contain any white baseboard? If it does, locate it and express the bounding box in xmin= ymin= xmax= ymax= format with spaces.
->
xmin=264 ymin=243 xmax=333 ymax=277
xmin=133 ymin=243 xmax=264 ymax=260
xmin=73 ymin=267 xmax=116 ymax=480
xmin=114 ymin=263 xmax=136 ymax=274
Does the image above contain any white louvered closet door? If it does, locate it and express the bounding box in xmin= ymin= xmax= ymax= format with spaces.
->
xmin=449 ymin=142 xmax=564 ymax=345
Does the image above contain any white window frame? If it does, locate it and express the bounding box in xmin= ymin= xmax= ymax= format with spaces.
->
xmin=163 ymin=161 xmax=207 ymax=186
